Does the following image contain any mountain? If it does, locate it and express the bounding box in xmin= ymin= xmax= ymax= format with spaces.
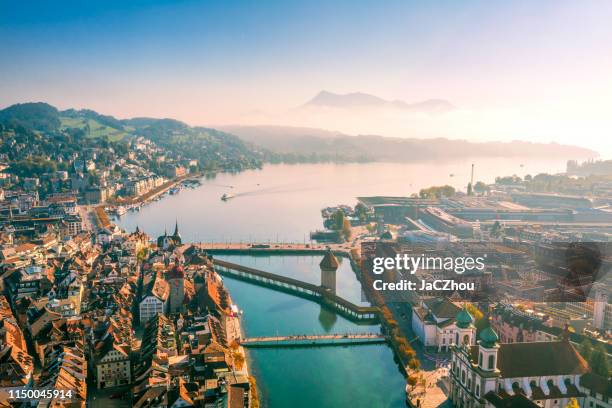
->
xmin=303 ymin=90 xmax=455 ymax=113
xmin=220 ymin=125 xmax=597 ymax=163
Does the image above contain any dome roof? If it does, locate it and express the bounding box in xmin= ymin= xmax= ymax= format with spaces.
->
xmin=456 ymin=308 xmax=474 ymax=328
xmin=479 ymin=326 xmax=499 ymax=348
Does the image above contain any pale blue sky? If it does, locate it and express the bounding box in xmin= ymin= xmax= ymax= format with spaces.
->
xmin=1 ymin=1 xmax=611 ymax=152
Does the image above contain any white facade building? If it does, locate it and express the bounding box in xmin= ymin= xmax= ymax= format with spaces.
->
xmin=412 ymin=297 xmax=476 ymax=351
xmin=449 ymin=326 xmax=600 ymax=408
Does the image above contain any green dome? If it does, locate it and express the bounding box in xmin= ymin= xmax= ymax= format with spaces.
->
xmin=479 ymin=326 xmax=499 ymax=348
xmin=456 ymin=308 xmax=474 ymax=328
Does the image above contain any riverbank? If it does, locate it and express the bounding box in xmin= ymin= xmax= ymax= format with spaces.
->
xmin=224 ymin=309 xmax=258 ymax=406
xmin=111 ymin=173 xmax=197 ymax=207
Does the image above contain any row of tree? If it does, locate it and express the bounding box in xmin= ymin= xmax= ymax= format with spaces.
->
xmin=579 ymin=339 xmax=610 ymax=377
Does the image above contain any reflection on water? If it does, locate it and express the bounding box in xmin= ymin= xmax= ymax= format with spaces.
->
xmin=217 ymin=254 xmax=368 ymax=305
xmin=318 ymin=306 xmax=339 ymax=332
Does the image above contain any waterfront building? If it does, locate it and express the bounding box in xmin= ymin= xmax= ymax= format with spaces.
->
xmin=510 ymin=192 xmax=593 ymax=210
xmin=450 ymin=326 xmax=592 ymax=408
xmin=412 ymin=297 xmax=476 ymax=351
xmin=357 ymin=196 xmax=437 ymax=224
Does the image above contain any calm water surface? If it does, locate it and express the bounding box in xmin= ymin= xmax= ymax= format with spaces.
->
xmin=119 ymin=159 xmax=566 ymax=242
xmin=221 ymin=272 xmax=405 ymax=408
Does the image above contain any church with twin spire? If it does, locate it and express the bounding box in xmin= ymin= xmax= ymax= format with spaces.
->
xmin=157 ymin=220 xmax=182 ymax=250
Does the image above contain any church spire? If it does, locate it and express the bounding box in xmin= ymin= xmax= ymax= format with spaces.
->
xmin=173 ymin=219 xmax=180 ymax=237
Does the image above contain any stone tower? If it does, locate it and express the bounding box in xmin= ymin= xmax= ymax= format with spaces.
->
xmin=167 ymin=258 xmax=185 ymax=313
xmin=320 ymin=249 xmax=339 ymax=294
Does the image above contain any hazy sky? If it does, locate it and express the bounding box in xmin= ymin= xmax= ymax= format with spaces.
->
xmin=1 ymin=1 xmax=612 ymax=154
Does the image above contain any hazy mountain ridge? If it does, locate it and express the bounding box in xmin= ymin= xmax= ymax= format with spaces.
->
xmin=220 ymin=125 xmax=597 ymax=162
xmin=304 ymin=90 xmax=455 ymax=113
xmin=0 ymin=102 xmax=597 ymax=168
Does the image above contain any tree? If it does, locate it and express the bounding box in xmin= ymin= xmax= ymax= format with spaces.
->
xmin=419 ymin=185 xmax=456 ymax=199
xmin=589 ymin=343 xmax=610 ymax=377
xmin=233 ymin=352 xmax=245 ymax=370
xmin=355 ymin=203 xmax=368 ymax=222
xmin=466 ymin=303 xmax=484 ymax=321
xmin=474 ymin=181 xmax=489 ymax=195
xmin=408 ymin=358 xmax=421 ymax=371
xmin=218 ymin=285 xmax=230 ymax=310
xmin=565 ymin=398 xmax=579 ymax=408
xmin=579 ymin=339 xmax=593 ymax=361
xmin=407 ymin=375 xmax=418 ymax=387
xmin=342 ymin=218 xmax=352 ymax=241
xmin=332 ymin=210 xmax=345 ymax=230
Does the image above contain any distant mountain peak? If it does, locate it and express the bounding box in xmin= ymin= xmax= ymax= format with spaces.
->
xmin=304 ymin=90 xmax=455 ymax=113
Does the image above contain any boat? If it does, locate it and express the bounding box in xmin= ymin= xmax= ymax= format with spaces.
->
xmin=115 ymin=206 xmax=127 ymax=216
xmin=221 ymin=193 xmax=235 ymax=201
xmin=169 ymin=187 xmax=180 ymax=195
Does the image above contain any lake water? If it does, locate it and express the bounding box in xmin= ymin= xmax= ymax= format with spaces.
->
xmin=119 ymin=159 xmax=567 ymax=243
xmin=118 ymin=159 xmax=567 ymax=408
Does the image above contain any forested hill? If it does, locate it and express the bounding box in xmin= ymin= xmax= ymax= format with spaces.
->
xmin=0 ymin=103 xmax=597 ymax=173
xmin=0 ymin=102 xmax=265 ymax=173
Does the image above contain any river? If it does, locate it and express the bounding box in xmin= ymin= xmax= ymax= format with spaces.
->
xmin=117 ymin=159 xmax=567 ymax=407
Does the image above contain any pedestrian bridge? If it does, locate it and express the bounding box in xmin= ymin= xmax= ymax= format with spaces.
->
xmin=212 ymin=259 xmax=380 ymax=323
xmin=240 ymin=333 xmax=386 ymax=348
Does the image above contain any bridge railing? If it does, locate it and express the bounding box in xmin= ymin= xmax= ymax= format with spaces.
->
xmin=212 ymin=259 xmax=380 ymax=320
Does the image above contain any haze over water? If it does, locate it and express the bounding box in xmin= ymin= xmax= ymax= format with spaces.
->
xmin=119 ymin=158 xmax=567 ymax=243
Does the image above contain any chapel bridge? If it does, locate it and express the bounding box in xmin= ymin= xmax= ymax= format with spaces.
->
xmin=239 ymin=333 xmax=386 ymax=348
xmin=212 ymin=259 xmax=381 ymax=323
